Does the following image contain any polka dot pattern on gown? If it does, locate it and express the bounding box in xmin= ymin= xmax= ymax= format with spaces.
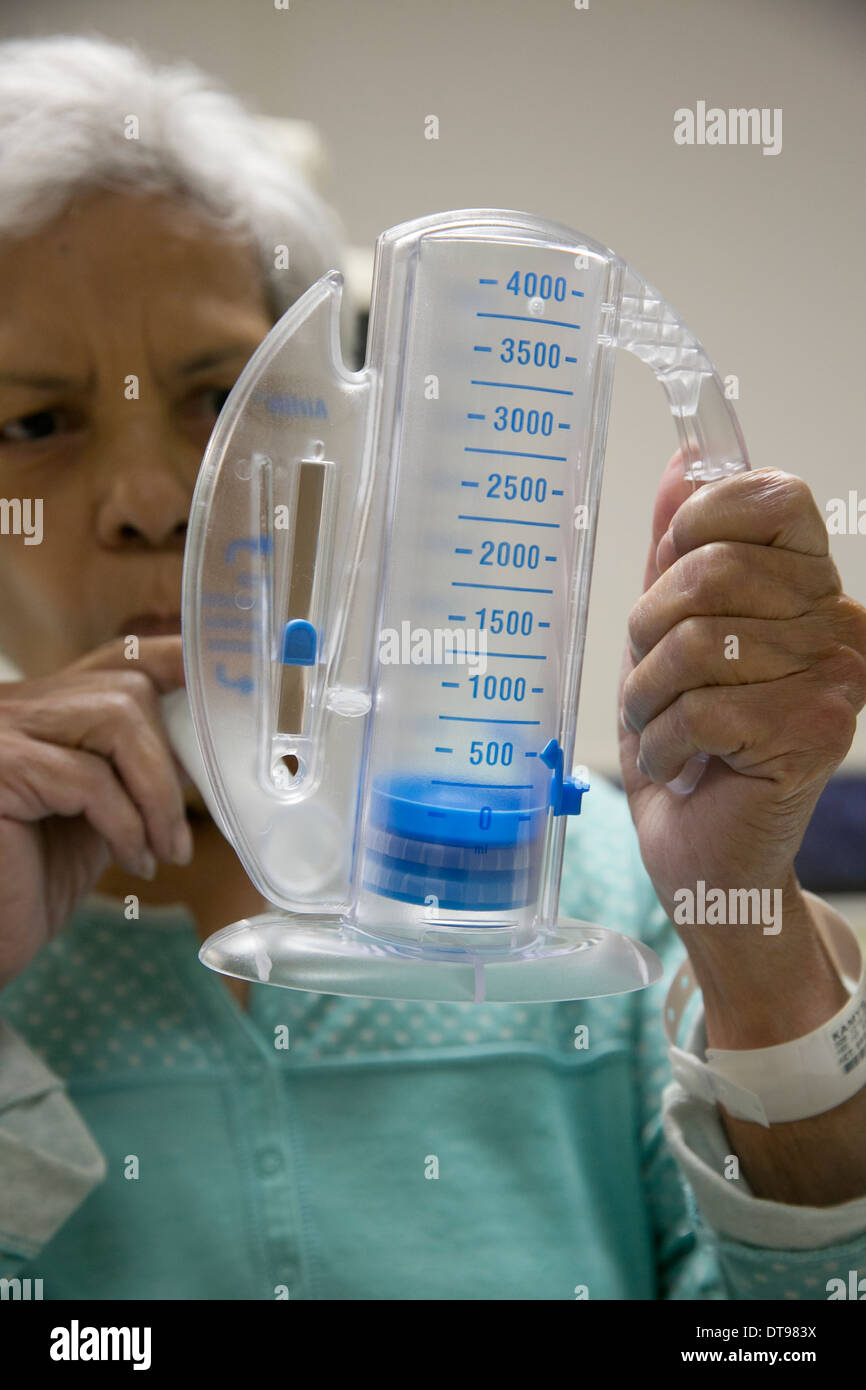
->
xmin=3 ymin=771 xmax=864 ymax=1299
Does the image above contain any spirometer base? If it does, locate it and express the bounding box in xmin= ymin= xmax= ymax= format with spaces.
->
xmin=197 ymin=912 xmax=664 ymax=1003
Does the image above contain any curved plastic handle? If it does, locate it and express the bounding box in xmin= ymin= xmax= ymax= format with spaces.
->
xmin=618 ymin=268 xmax=750 ymax=794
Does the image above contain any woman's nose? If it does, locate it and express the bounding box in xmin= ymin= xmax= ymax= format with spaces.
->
xmin=95 ymin=430 xmax=194 ymax=550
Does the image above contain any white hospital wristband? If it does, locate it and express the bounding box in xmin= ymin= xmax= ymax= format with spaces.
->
xmin=663 ymin=893 xmax=866 ymax=1127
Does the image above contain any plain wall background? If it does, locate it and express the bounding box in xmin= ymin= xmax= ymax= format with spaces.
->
xmin=1 ymin=0 xmax=864 ymax=776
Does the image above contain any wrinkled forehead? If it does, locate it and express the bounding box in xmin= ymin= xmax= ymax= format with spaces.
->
xmin=0 ymin=188 xmax=270 ymax=363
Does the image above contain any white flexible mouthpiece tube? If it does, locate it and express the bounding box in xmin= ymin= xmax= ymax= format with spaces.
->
xmin=159 ymin=688 xmax=231 ymax=837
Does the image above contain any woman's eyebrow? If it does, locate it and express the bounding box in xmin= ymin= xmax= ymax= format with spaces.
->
xmin=0 ymin=346 xmax=260 ymax=391
xmin=174 ymin=345 xmax=259 ymax=376
xmin=0 ymin=369 xmax=91 ymax=390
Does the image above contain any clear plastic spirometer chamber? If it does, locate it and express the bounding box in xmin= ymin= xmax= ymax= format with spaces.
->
xmin=180 ymin=209 xmax=750 ymax=1003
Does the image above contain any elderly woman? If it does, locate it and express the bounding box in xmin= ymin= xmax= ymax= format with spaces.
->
xmin=0 ymin=35 xmax=864 ymax=1303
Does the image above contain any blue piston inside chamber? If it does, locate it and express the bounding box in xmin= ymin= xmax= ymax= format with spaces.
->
xmin=362 ymin=774 xmax=548 ymax=912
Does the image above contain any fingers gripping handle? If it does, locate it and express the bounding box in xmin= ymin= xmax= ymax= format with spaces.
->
xmin=618 ymin=269 xmax=751 ymax=795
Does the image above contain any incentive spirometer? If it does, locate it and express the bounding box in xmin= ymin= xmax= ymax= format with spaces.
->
xmin=165 ymin=209 xmax=750 ymax=1004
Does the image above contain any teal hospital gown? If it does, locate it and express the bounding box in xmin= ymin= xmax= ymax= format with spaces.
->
xmin=1 ymin=772 xmax=865 ymax=1300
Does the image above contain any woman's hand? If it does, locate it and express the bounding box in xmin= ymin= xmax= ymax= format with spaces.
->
xmin=618 ymin=457 xmax=866 ymax=967
xmin=619 ymin=458 xmax=866 ymax=1206
xmin=0 ymin=636 xmax=192 ymax=990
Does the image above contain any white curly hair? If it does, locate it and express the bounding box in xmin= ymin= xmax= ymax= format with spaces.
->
xmin=0 ymin=32 xmax=348 ymax=319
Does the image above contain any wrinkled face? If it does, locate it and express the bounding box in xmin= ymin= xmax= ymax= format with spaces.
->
xmin=0 ymin=189 xmax=273 ymax=675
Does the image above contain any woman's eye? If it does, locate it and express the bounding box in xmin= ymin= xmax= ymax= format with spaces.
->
xmin=0 ymin=409 xmax=64 ymax=442
xmin=191 ymin=387 xmax=233 ymax=419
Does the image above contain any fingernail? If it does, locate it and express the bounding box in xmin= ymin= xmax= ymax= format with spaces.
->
xmin=171 ymin=820 xmax=194 ymax=865
xmin=621 ymin=705 xmax=637 ymax=734
xmin=666 ymin=753 xmax=710 ymax=796
xmin=137 ymin=849 xmax=157 ymax=880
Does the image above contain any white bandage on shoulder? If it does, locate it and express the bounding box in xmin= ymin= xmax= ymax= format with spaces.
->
xmin=663 ymin=893 xmax=866 ymax=1127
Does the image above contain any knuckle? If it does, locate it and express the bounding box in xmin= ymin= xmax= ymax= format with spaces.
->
xmin=830 ymin=594 xmax=866 ymax=654
xmin=103 ymin=671 xmax=157 ymax=722
xmin=763 ymin=472 xmax=827 ymax=540
xmin=627 ymin=600 xmax=650 ymax=655
xmin=818 ymin=643 xmax=866 ymax=697
xmin=673 ymin=687 xmax=705 ymax=745
xmin=114 ymin=669 xmax=154 ymax=703
xmin=817 ymin=639 xmax=866 ymax=683
xmin=752 ymin=468 xmax=811 ymax=510
xmin=621 ymin=667 xmax=638 ymax=710
xmin=102 ymin=688 xmax=142 ymax=722
xmin=666 ymin=615 xmax=706 ymax=670
xmin=808 ymin=695 xmax=858 ymax=763
xmin=676 ymin=541 xmax=738 ymax=610
xmin=819 ymin=555 xmax=845 ymax=596
xmin=776 ymin=472 xmax=814 ymax=510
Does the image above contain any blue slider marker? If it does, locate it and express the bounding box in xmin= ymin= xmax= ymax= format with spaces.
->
xmin=539 ymin=737 xmax=590 ymax=816
xmin=281 ymin=618 xmax=317 ymax=666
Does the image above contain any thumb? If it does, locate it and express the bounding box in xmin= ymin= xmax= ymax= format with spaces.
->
xmin=641 ymin=449 xmax=696 ymax=594
xmin=618 ymin=449 xmax=700 ymax=799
